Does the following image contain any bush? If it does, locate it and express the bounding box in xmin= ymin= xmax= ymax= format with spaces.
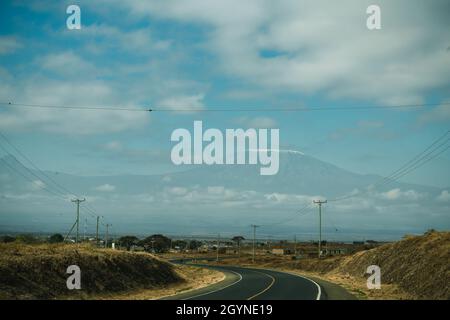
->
xmin=118 ymin=236 xmax=139 ymax=250
xmin=48 ymin=234 xmax=64 ymax=243
xmin=0 ymin=235 xmax=16 ymax=243
xmin=139 ymin=234 xmax=171 ymax=253
xmin=15 ymin=234 xmax=39 ymax=244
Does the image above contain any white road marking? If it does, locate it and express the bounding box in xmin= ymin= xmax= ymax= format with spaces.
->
xmin=246 ymin=270 xmax=276 ymax=300
xmin=183 ymin=269 xmax=243 ymax=300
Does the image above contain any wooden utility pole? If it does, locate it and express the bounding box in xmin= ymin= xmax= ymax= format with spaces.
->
xmin=313 ymin=200 xmax=327 ymax=258
xmin=251 ymin=225 xmax=260 ymax=263
xmin=71 ymin=198 xmax=85 ymax=243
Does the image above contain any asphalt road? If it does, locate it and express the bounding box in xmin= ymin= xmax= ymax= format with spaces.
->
xmin=165 ymin=265 xmax=321 ymax=300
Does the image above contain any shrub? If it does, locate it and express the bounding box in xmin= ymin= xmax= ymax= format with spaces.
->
xmin=49 ymin=234 xmax=64 ymax=243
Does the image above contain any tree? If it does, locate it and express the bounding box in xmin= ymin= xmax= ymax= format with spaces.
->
xmin=139 ymin=234 xmax=171 ymax=253
xmin=118 ymin=236 xmax=140 ymax=251
xmin=0 ymin=235 xmax=15 ymax=243
xmin=232 ymin=236 xmax=245 ymax=258
xmin=16 ymin=234 xmax=39 ymax=244
xmin=187 ymin=240 xmax=203 ymax=250
xmin=232 ymin=236 xmax=245 ymax=246
xmin=172 ymin=240 xmax=187 ymax=250
xmin=49 ymin=234 xmax=64 ymax=243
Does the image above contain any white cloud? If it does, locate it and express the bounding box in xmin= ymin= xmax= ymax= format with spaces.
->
xmin=207 ymin=186 xmax=225 ymax=195
xmin=330 ymin=120 xmax=394 ymax=141
xmin=108 ymin=0 xmax=450 ymax=104
xmin=437 ymin=190 xmax=450 ymax=202
xmin=94 ymin=184 xmax=116 ymax=192
xmin=380 ymin=188 xmax=424 ymax=201
xmin=0 ymin=36 xmax=22 ymax=55
xmin=37 ymin=51 xmax=98 ymax=77
xmin=157 ymin=94 xmax=205 ymax=112
xmin=29 ymin=180 xmax=46 ymax=191
xmin=69 ymin=24 xmax=171 ymax=54
xmin=167 ymin=187 xmax=188 ymax=196
xmin=0 ymin=77 xmax=150 ymax=134
xmin=249 ymin=148 xmax=304 ymax=156
xmin=235 ymin=116 xmax=278 ymax=128
xmin=357 ymin=121 xmax=384 ymax=129
xmin=102 ymin=141 xmax=123 ymax=152
xmin=418 ymin=103 xmax=450 ymax=125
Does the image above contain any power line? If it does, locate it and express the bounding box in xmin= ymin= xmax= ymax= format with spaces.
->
xmin=0 ymin=157 xmax=68 ymax=202
xmin=260 ymin=203 xmax=314 ymax=227
xmin=151 ymin=102 xmax=450 ymax=112
xmin=1 ymin=101 xmax=450 ymax=113
xmin=375 ymin=137 xmax=450 ymax=189
xmin=378 ymin=131 xmax=450 ymax=184
xmin=329 ymin=130 xmax=450 ymax=202
xmin=0 ymin=131 xmax=102 ymax=215
xmin=0 ymin=132 xmax=78 ymax=198
xmin=0 ymin=132 xmax=108 ymax=226
xmin=0 ymin=102 xmax=151 ymax=112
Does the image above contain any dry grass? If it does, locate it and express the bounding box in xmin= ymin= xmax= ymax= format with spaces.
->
xmin=0 ymin=243 xmax=223 ymax=300
xmin=103 ymin=265 xmax=225 ymax=300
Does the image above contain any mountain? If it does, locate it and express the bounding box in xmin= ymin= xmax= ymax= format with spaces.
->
xmin=0 ymin=153 xmax=447 ymax=239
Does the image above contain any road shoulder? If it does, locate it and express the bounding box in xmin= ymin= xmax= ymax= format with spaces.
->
xmin=160 ymin=267 xmax=240 ymax=300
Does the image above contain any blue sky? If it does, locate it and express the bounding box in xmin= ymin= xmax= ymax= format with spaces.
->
xmin=1 ymin=0 xmax=449 ymax=184
xmin=0 ymin=1 xmax=449 ymax=238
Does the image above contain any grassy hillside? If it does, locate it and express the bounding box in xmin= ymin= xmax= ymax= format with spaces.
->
xmin=0 ymin=243 xmax=199 ymax=299
xmin=332 ymin=231 xmax=449 ymax=299
xmin=287 ymin=231 xmax=449 ymax=299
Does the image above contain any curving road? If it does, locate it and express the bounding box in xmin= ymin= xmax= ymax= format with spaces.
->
xmin=165 ymin=264 xmax=321 ymax=300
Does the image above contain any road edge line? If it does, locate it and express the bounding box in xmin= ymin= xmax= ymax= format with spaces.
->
xmin=244 ymin=266 xmax=322 ymax=300
xmin=182 ymin=269 xmax=243 ymax=300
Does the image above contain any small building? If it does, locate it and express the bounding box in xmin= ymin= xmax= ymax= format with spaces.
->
xmin=272 ymin=248 xmax=293 ymax=255
xmin=218 ymin=247 xmax=226 ymax=254
xmin=130 ymin=245 xmax=145 ymax=252
xmin=326 ymin=248 xmax=347 ymax=255
xmin=226 ymin=248 xmax=237 ymax=254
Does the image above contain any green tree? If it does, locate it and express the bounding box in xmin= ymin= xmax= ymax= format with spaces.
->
xmin=48 ymin=234 xmax=64 ymax=243
xmin=172 ymin=240 xmax=187 ymax=250
xmin=232 ymin=236 xmax=245 ymax=257
xmin=118 ymin=235 xmax=139 ymax=251
xmin=232 ymin=236 xmax=245 ymax=246
xmin=139 ymin=234 xmax=171 ymax=253
xmin=187 ymin=240 xmax=203 ymax=250
xmin=0 ymin=235 xmax=15 ymax=243
xmin=15 ymin=234 xmax=39 ymax=244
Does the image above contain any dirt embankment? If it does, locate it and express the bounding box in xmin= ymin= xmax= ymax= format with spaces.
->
xmin=299 ymin=231 xmax=449 ymax=300
xmin=0 ymin=243 xmax=223 ymax=300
